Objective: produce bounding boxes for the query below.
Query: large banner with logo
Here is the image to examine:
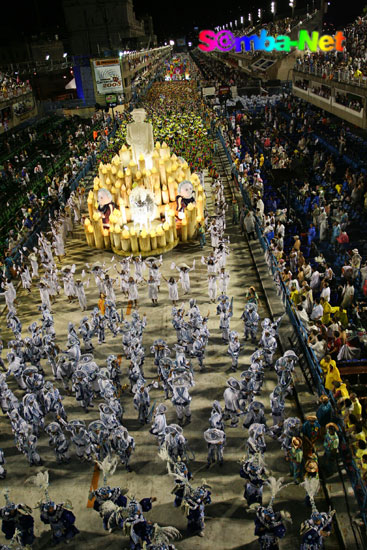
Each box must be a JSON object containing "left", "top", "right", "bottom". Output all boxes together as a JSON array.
[{"left": 93, "top": 59, "right": 123, "bottom": 94}]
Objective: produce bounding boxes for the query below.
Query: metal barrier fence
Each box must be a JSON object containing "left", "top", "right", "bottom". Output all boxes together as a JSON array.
[
  {"left": 294, "top": 63, "right": 367, "bottom": 88},
  {"left": 217, "top": 126, "right": 367, "bottom": 526}
]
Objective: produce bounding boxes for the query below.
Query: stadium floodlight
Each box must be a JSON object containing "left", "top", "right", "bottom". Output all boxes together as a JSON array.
[
  {"left": 248, "top": 13, "right": 252, "bottom": 22},
  {"left": 63, "top": 52, "right": 68, "bottom": 58},
  {"left": 45, "top": 54, "right": 50, "bottom": 60},
  {"left": 271, "top": 2, "right": 276, "bottom": 14},
  {"left": 240, "top": 16, "right": 244, "bottom": 24},
  {"left": 258, "top": 8, "right": 262, "bottom": 19},
  {"left": 169, "top": 40, "right": 175, "bottom": 46}
]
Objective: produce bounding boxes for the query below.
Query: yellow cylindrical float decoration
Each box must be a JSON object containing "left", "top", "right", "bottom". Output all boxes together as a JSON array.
[
  {"left": 129, "top": 160, "right": 138, "bottom": 178},
  {"left": 120, "top": 185, "right": 128, "bottom": 207},
  {"left": 121, "top": 229, "right": 131, "bottom": 252},
  {"left": 159, "top": 159, "right": 167, "bottom": 186},
  {"left": 115, "top": 179, "right": 122, "bottom": 202},
  {"left": 92, "top": 212, "right": 104, "bottom": 249},
  {"left": 139, "top": 229, "right": 151, "bottom": 253},
  {"left": 164, "top": 157, "right": 172, "bottom": 172},
  {"left": 119, "top": 198, "right": 127, "bottom": 224},
  {"left": 111, "top": 165, "right": 117, "bottom": 183},
  {"left": 100, "top": 167, "right": 107, "bottom": 186},
  {"left": 176, "top": 169, "right": 185, "bottom": 183},
  {"left": 171, "top": 162, "right": 178, "bottom": 180},
  {"left": 167, "top": 176, "right": 176, "bottom": 202},
  {"left": 85, "top": 223, "right": 95, "bottom": 247},
  {"left": 113, "top": 225, "right": 122, "bottom": 250},
  {"left": 129, "top": 227, "right": 139, "bottom": 253},
  {"left": 180, "top": 217, "right": 188, "bottom": 242},
  {"left": 160, "top": 141, "right": 170, "bottom": 159},
  {"left": 183, "top": 162, "right": 191, "bottom": 179},
  {"left": 162, "top": 184, "right": 169, "bottom": 204},
  {"left": 187, "top": 202, "right": 197, "bottom": 239},
  {"left": 196, "top": 195, "right": 204, "bottom": 219},
  {"left": 138, "top": 154, "right": 145, "bottom": 172},
  {"left": 151, "top": 167, "right": 160, "bottom": 188},
  {"left": 144, "top": 170, "right": 152, "bottom": 191},
  {"left": 135, "top": 171, "right": 142, "bottom": 187},
  {"left": 103, "top": 228, "right": 111, "bottom": 250},
  {"left": 120, "top": 145, "right": 131, "bottom": 167},
  {"left": 169, "top": 213, "right": 177, "bottom": 240},
  {"left": 93, "top": 180, "right": 99, "bottom": 202},
  {"left": 156, "top": 226, "right": 166, "bottom": 248},
  {"left": 154, "top": 182, "right": 162, "bottom": 206},
  {"left": 150, "top": 231, "right": 157, "bottom": 250},
  {"left": 125, "top": 168, "right": 132, "bottom": 189},
  {"left": 152, "top": 150, "right": 160, "bottom": 171},
  {"left": 87, "top": 191, "right": 94, "bottom": 218},
  {"left": 163, "top": 221, "right": 173, "bottom": 243}
]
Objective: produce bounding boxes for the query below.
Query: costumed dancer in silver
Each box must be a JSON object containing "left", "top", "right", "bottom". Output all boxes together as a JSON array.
[
  {"left": 204, "top": 428, "right": 226, "bottom": 468},
  {"left": 228, "top": 330, "right": 242, "bottom": 371},
  {"left": 241, "top": 302, "right": 260, "bottom": 343}
]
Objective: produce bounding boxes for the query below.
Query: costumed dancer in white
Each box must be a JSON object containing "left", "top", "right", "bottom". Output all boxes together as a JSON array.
[{"left": 171, "top": 261, "right": 195, "bottom": 295}]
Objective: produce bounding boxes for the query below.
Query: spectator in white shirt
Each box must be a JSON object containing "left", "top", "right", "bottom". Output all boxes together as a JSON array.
[
  {"left": 296, "top": 304, "right": 310, "bottom": 327},
  {"left": 320, "top": 282, "right": 330, "bottom": 302},
  {"left": 310, "top": 298, "right": 323, "bottom": 321},
  {"left": 309, "top": 334, "right": 327, "bottom": 361}
]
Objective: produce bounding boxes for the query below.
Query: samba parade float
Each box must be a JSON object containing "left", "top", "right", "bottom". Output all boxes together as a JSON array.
[{"left": 84, "top": 108, "right": 206, "bottom": 256}]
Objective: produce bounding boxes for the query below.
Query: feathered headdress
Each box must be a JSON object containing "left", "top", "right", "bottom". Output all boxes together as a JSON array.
[
  {"left": 265, "top": 476, "right": 293, "bottom": 508},
  {"left": 147, "top": 524, "right": 182, "bottom": 547},
  {"left": 301, "top": 477, "right": 320, "bottom": 516},
  {"left": 96, "top": 455, "right": 119, "bottom": 485},
  {"left": 25, "top": 471, "right": 50, "bottom": 502}
]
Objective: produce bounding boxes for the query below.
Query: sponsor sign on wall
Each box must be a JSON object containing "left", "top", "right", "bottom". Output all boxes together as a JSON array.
[{"left": 93, "top": 59, "right": 123, "bottom": 94}]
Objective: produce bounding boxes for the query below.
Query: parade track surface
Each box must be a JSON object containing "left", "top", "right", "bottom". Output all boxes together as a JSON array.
[{"left": 0, "top": 165, "right": 339, "bottom": 549}]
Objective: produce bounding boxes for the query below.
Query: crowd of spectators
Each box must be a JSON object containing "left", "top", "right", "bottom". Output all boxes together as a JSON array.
[
  {"left": 310, "top": 85, "right": 331, "bottom": 100},
  {"left": 294, "top": 79, "right": 309, "bottom": 90},
  {"left": 196, "top": 44, "right": 367, "bottom": 483},
  {"left": 295, "top": 15, "right": 367, "bottom": 83},
  {"left": 0, "top": 72, "right": 31, "bottom": 100},
  {"left": 0, "top": 111, "right": 115, "bottom": 257},
  {"left": 335, "top": 92, "right": 363, "bottom": 113}
]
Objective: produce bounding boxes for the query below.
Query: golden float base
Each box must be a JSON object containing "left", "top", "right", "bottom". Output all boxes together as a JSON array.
[{"left": 110, "top": 238, "right": 180, "bottom": 257}]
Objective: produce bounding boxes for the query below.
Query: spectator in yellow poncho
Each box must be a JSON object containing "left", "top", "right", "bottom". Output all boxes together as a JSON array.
[
  {"left": 324, "top": 362, "right": 342, "bottom": 391},
  {"left": 332, "top": 307, "right": 348, "bottom": 328},
  {"left": 320, "top": 355, "right": 336, "bottom": 376},
  {"left": 320, "top": 297, "right": 337, "bottom": 325}
]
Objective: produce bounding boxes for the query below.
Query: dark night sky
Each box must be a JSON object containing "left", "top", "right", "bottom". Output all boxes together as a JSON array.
[
  {"left": 133, "top": 0, "right": 364, "bottom": 40},
  {"left": 0, "top": 0, "right": 365, "bottom": 44}
]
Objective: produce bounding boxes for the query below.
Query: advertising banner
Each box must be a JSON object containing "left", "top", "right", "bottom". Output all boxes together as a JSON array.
[{"left": 93, "top": 59, "right": 123, "bottom": 94}]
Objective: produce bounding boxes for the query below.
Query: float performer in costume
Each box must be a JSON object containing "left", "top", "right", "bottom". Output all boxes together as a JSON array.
[
  {"left": 176, "top": 180, "right": 196, "bottom": 219},
  {"left": 97, "top": 188, "right": 115, "bottom": 229}
]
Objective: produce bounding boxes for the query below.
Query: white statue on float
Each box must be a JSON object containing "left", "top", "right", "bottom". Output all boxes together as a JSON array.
[
  {"left": 126, "top": 108, "right": 154, "bottom": 169},
  {"left": 129, "top": 187, "right": 157, "bottom": 231}
]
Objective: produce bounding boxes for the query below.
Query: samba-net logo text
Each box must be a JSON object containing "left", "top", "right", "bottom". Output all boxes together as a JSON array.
[{"left": 198, "top": 29, "right": 345, "bottom": 53}]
